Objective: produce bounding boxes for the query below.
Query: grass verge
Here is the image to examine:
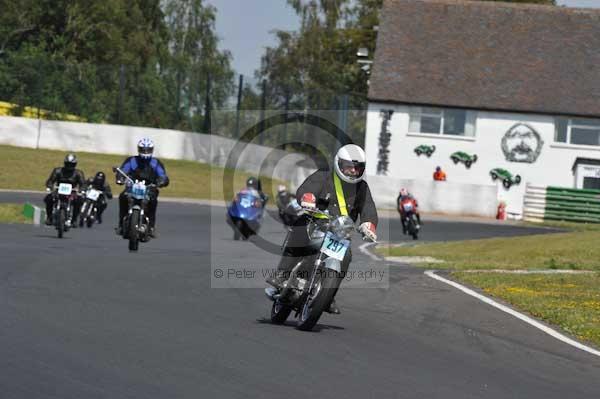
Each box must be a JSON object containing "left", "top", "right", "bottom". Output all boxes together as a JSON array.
[
  {"left": 0, "top": 144, "right": 285, "bottom": 200},
  {"left": 377, "top": 224, "right": 600, "bottom": 271},
  {"left": 452, "top": 272, "right": 600, "bottom": 348},
  {"left": 0, "top": 204, "right": 29, "bottom": 224}
]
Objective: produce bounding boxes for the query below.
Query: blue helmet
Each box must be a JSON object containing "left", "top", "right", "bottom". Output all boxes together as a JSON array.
[{"left": 137, "top": 138, "right": 154, "bottom": 159}]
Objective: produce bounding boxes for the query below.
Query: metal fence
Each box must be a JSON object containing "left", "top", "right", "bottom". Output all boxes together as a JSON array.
[{"left": 0, "top": 58, "right": 368, "bottom": 154}]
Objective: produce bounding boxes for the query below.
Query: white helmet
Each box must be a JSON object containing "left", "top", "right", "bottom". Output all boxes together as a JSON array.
[
  {"left": 137, "top": 138, "right": 154, "bottom": 159},
  {"left": 334, "top": 144, "right": 366, "bottom": 184}
]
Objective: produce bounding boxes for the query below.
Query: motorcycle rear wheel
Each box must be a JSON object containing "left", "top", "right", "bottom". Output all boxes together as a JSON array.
[{"left": 270, "top": 301, "right": 292, "bottom": 324}]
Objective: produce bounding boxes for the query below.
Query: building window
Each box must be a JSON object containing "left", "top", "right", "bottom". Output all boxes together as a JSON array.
[
  {"left": 409, "top": 107, "right": 476, "bottom": 137},
  {"left": 555, "top": 117, "right": 600, "bottom": 146}
]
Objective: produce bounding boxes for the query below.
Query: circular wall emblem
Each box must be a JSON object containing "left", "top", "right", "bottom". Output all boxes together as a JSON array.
[{"left": 501, "top": 123, "right": 544, "bottom": 163}]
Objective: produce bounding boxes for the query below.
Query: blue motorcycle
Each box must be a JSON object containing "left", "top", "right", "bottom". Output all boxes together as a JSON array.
[{"left": 227, "top": 189, "right": 266, "bottom": 240}]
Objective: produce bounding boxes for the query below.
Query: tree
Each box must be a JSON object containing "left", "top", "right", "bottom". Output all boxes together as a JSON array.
[
  {"left": 165, "top": 0, "right": 233, "bottom": 131},
  {"left": 0, "top": 0, "right": 234, "bottom": 131}
]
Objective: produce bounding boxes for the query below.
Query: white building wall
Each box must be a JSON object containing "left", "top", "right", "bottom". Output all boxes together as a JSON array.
[{"left": 364, "top": 102, "right": 600, "bottom": 217}]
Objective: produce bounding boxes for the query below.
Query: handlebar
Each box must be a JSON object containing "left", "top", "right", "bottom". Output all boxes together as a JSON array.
[
  {"left": 113, "top": 166, "right": 134, "bottom": 185},
  {"left": 302, "top": 206, "right": 377, "bottom": 243},
  {"left": 302, "top": 207, "right": 331, "bottom": 220},
  {"left": 113, "top": 166, "right": 157, "bottom": 189}
]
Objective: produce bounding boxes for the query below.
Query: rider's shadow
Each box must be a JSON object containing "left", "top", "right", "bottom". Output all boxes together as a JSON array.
[
  {"left": 33, "top": 234, "right": 72, "bottom": 240},
  {"left": 255, "top": 317, "right": 345, "bottom": 332}
]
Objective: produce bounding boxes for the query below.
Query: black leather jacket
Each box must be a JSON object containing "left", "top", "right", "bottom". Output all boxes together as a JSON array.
[
  {"left": 296, "top": 170, "right": 378, "bottom": 226},
  {"left": 45, "top": 167, "right": 86, "bottom": 190},
  {"left": 84, "top": 178, "right": 113, "bottom": 199}
]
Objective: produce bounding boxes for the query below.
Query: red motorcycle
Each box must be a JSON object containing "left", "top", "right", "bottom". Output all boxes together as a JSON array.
[{"left": 399, "top": 197, "right": 420, "bottom": 240}]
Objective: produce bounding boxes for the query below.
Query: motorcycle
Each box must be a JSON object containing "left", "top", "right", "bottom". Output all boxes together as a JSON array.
[
  {"left": 79, "top": 187, "right": 102, "bottom": 228},
  {"left": 399, "top": 197, "right": 420, "bottom": 240},
  {"left": 265, "top": 200, "right": 376, "bottom": 331},
  {"left": 276, "top": 193, "right": 301, "bottom": 227},
  {"left": 114, "top": 166, "right": 155, "bottom": 251},
  {"left": 227, "top": 188, "right": 266, "bottom": 240},
  {"left": 48, "top": 182, "right": 80, "bottom": 238}
]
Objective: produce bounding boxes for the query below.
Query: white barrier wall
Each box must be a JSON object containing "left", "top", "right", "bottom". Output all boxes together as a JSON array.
[
  {"left": 366, "top": 175, "right": 498, "bottom": 217},
  {"left": 1, "top": 115, "right": 502, "bottom": 217},
  {"left": 364, "top": 103, "right": 600, "bottom": 216},
  {"left": 0, "top": 116, "right": 316, "bottom": 190}
]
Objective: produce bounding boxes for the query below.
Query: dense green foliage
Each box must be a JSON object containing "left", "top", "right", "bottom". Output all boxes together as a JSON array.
[
  {"left": 257, "top": 0, "right": 381, "bottom": 106},
  {"left": 0, "top": 0, "right": 233, "bottom": 130}
]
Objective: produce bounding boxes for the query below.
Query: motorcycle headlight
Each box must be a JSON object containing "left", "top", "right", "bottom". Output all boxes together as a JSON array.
[
  {"left": 330, "top": 216, "right": 354, "bottom": 239},
  {"left": 309, "top": 225, "right": 326, "bottom": 240}
]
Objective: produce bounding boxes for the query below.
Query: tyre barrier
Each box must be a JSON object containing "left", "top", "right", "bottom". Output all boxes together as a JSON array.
[{"left": 523, "top": 183, "right": 600, "bottom": 223}]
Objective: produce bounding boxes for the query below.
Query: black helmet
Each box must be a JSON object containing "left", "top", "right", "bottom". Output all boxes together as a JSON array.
[
  {"left": 93, "top": 171, "right": 106, "bottom": 185},
  {"left": 246, "top": 176, "right": 258, "bottom": 190},
  {"left": 64, "top": 153, "right": 77, "bottom": 170}
]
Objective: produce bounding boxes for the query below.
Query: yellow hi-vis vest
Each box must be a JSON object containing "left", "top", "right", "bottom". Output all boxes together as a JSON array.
[
  {"left": 310, "top": 172, "right": 349, "bottom": 219},
  {"left": 333, "top": 172, "right": 349, "bottom": 217}
]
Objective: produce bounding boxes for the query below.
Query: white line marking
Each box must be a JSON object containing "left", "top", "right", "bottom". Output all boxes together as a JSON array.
[
  {"left": 424, "top": 270, "right": 600, "bottom": 358},
  {"left": 359, "top": 242, "right": 382, "bottom": 261}
]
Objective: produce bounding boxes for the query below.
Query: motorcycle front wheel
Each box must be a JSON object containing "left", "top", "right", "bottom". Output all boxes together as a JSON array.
[
  {"left": 128, "top": 209, "right": 140, "bottom": 251},
  {"left": 408, "top": 216, "right": 419, "bottom": 240},
  {"left": 297, "top": 271, "right": 339, "bottom": 331},
  {"left": 57, "top": 208, "right": 65, "bottom": 238},
  {"left": 233, "top": 219, "right": 242, "bottom": 241},
  {"left": 79, "top": 202, "right": 88, "bottom": 227}
]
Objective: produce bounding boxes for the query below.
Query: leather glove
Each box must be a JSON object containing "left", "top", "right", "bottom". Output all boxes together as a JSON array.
[{"left": 359, "top": 222, "right": 377, "bottom": 242}]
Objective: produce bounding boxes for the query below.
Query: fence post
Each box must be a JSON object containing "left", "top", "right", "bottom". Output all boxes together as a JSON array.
[
  {"left": 203, "top": 72, "right": 211, "bottom": 134},
  {"left": 337, "top": 94, "right": 349, "bottom": 148},
  {"left": 234, "top": 74, "right": 243, "bottom": 139},
  {"left": 259, "top": 79, "right": 267, "bottom": 145},
  {"left": 283, "top": 88, "right": 290, "bottom": 149},
  {"left": 117, "top": 64, "right": 125, "bottom": 124},
  {"left": 35, "top": 65, "right": 44, "bottom": 149}
]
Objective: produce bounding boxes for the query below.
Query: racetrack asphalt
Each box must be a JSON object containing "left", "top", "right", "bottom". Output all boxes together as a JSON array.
[{"left": 1, "top": 192, "right": 599, "bottom": 399}]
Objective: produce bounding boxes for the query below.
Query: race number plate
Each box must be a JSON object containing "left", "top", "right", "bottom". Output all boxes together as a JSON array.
[
  {"left": 131, "top": 182, "right": 147, "bottom": 199},
  {"left": 86, "top": 189, "right": 100, "bottom": 201},
  {"left": 403, "top": 203, "right": 413, "bottom": 212},
  {"left": 240, "top": 197, "right": 252, "bottom": 208},
  {"left": 321, "top": 232, "right": 350, "bottom": 261},
  {"left": 58, "top": 183, "right": 73, "bottom": 195}
]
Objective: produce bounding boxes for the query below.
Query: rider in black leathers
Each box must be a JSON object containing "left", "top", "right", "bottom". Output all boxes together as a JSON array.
[
  {"left": 275, "top": 184, "right": 298, "bottom": 226},
  {"left": 82, "top": 171, "right": 113, "bottom": 223},
  {"left": 44, "top": 153, "right": 86, "bottom": 225},
  {"left": 267, "top": 144, "right": 378, "bottom": 314}
]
